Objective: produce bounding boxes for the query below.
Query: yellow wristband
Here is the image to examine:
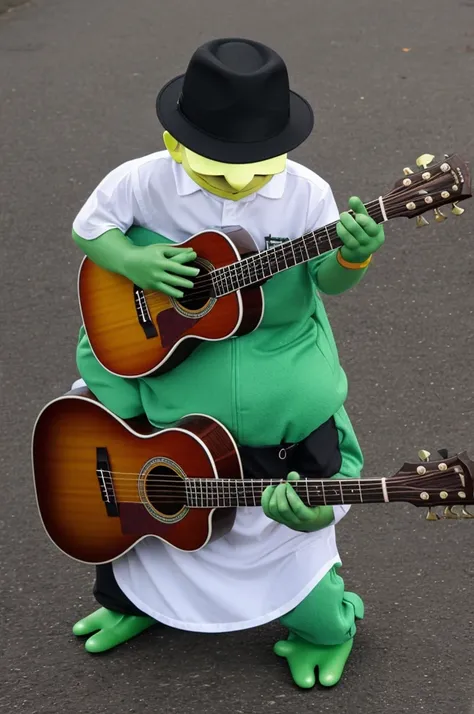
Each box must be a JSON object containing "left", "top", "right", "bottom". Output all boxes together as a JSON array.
[{"left": 336, "top": 249, "right": 372, "bottom": 270}]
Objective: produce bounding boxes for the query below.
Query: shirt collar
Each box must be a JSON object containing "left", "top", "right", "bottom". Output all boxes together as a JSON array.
[
  {"left": 172, "top": 160, "right": 287, "bottom": 200},
  {"left": 173, "top": 160, "right": 202, "bottom": 196}
]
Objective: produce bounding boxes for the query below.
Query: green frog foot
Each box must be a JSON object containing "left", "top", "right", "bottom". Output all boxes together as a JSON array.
[
  {"left": 274, "top": 633, "right": 354, "bottom": 689},
  {"left": 72, "top": 607, "right": 156, "bottom": 653}
]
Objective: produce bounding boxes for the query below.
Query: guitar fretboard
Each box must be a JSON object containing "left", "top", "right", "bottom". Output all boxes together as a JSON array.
[
  {"left": 210, "top": 199, "right": 386, "bottom": 297},
  {"left": 184, "top": 477, "right": 388, "bottom": 508}
]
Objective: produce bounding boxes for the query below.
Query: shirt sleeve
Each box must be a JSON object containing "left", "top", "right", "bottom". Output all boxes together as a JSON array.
[
  {"left": 305, "top": 180, "right": 341, "bottom": 288},
  {"left": 72, "top": 162, "right": 144, "bottom": 240}
]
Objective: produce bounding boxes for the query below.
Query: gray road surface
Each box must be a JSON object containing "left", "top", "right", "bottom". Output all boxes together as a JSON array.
[{"left": 1, "top": 1, "right": 474, "bottom": 713}]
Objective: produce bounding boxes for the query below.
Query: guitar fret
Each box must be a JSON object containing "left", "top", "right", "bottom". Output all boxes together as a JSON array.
[
  {"left": 265, "top": 252, "right": 272, "bottom": 277},
  {"left": 325, "top": 226, "right": 334, "bottom": 250},
  {"left": 209, "top": 271, "right": 217, "bottom": 299},
  {"left": 358, "top": 479, "right": 363, "bottom": 503},
  {"left": 225, "top": 266, "right": 237, "bottom": 292},
  {"left": 321, "top": 481, "right": 327, "bottom": 505},
  {"left": 213, "top": 270, "right": 223, "bottom": 297},
  {"left": 339, "top": 480, "right": 344, "bottom": 504},
  {"left": 254, "top": 255, "right": 263, "bottom": 279},
  {"left": 223, "top": 269, "right": 231, "bottom": 294},
  {"left": 245, "top": 257, "right": 255, "bottom": 285},
  {"left": 244, "top": 259, "right": 253, "bottom": 286},
  {"left": 305, "top": 479, "right": 310, "bottom": 506},
  {"left": 250, "top": 479, "right": 256, "bottom": 505},
  {"left": 303, "top": 239, "right": 311, "bottom": 261}
]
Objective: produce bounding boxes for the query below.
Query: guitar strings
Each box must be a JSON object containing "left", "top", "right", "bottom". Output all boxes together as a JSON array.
[
  {"left": 87, "top": 466, "right": 460, "bottom": 482},
  {"left": 52, "top": 483, "right": 462, "bottom": 504},
  {"left": 139, "top": 182, "right": 450, "bottom": 306},
  {"left": 140, "top": 196, "right": 387, "bottom": 303},
  {"left": 59, "top": 470, "right": 461, "bottom": 498},
  {"left": 142, "top": 210, "right": 373, "bottom": 305}
]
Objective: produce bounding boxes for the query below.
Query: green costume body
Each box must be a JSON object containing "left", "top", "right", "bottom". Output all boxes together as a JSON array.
[
  {"left": 77, "top": 227, "right": 360, "bottom": 446},
  {"left": 74, "top": 226, "right": 366, "bottom": 688}
]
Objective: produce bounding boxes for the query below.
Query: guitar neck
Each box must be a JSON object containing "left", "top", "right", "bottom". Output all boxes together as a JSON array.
[
  {"left": 185, "top": 476, "right": 397, "bottom": 508},
  {"left": 212, "top": 198, "right": 386, "bottom": 297}
]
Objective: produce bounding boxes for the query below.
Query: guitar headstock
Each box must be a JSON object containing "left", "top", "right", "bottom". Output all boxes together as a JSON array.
[
  {"left": 388, "top": 448, "right": 474, "bottom": 520},
  {"left": 382, "top": 153, "right": 472, "bottom": 226}
]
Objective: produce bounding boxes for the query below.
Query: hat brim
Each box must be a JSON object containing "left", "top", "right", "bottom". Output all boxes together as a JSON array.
[{"left": 156, "top": 74, "right": 314, "bottom": 164}]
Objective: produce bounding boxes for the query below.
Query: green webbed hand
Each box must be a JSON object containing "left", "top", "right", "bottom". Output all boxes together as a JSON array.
[
  {"left": 73, "top": 228, "right": 200, "bottom": 298},
  {"left": 261, "top": 472, "right": 335, "bottom": 532},
  {"left": 311, "top": 196, "right": 385, "bottom": 295},
  {"left": 337, "top": 196, "right": 385, "bottom": 264}
]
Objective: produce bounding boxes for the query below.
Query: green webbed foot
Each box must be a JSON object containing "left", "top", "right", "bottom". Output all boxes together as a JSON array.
[
  {"left": 274, "top": 634, "right": 354, "bottom": 688},
  {"left": 73, "top": 607, "right": 156, "bottom": 653}
]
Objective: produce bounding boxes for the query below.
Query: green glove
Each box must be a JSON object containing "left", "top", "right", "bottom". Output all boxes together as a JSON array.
[
  {"left": 72, "top": 228, "right": 200, "bottom": 298},
  {"left": 123, "top": 243, "right": 200, "bottom": 298},
  {"left": 261, "top": 472, "right": 335, "bottom": 532},
  {"left": 336, "top": 196, "right": 385, "bottom": 264}
]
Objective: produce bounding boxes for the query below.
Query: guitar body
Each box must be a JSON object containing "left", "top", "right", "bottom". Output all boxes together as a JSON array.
[
  {"left": 31, "top": 388, "right": 242, "bottom": 564},
  {"left": 78, "top": 228, "right": 264, "bottom": 378}
]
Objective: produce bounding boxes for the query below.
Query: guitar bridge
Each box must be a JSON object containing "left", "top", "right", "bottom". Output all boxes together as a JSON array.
[
  {"left": 96, "top": 447, "right": 119, "bottom": 517},
  {"left": 134, "top": 284, "right": 158, "bottom": 339}
]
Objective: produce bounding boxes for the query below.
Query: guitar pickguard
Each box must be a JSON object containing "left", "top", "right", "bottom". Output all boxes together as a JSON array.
[{"left": 119, "top": 502, "right": 186, "bottom": 537}]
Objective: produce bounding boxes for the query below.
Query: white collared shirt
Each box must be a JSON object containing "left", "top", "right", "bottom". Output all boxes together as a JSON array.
[{"left": 73, "top": 150, "right": 339, "bottom": 252}]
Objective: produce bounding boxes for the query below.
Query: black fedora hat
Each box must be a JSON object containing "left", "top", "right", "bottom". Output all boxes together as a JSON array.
[{"left": 156, "top": 38, "right": 314, "bottom": 164}]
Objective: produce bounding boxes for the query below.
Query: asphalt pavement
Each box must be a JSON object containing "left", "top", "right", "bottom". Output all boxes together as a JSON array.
[{"left": 1, "top": 1, "right": 474, "bottom": 713}]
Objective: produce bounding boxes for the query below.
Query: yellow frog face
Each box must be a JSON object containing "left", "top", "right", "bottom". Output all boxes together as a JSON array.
[{"left": 163, "top": 131, "right": 287, "bottom": 200}]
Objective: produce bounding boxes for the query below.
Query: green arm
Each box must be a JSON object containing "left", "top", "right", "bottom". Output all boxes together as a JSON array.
[
  {"left": 72, "top": 227, "right": 199, "bottom": 296},
  {"left": 309, "top": 251, "right": 369, "bottom": 295},
  {"left": 308, "top": 195, "right": 384, "bottom": 295},
  {"left": 72, "top": 228, "right": 138, "bottom": 276}
]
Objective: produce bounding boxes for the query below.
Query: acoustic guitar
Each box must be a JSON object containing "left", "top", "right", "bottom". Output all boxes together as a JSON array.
[
  {"left": 32, "top": 387, "right": 474, "bottom": 565},
  {"left": 78, "top": 152, "right": 471, "bottom": 378}
]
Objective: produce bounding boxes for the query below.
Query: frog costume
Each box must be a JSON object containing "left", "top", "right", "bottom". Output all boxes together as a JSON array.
[{"left": 70, "top": 38, "right": 385, "bottom": 689}]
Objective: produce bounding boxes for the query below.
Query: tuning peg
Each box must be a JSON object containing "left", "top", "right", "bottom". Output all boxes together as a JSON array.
[
  {"left": 461, "top": 507, "right": 474, "bottom": 519},
  {"left": 443, "top": 505, "right": 459, "bottom": 519},
  {"left": 416, "top": 215, "right": 430, "bottom": 228},
  {"left": 426, "top": 507, "right": 440, "bottom": 520},
  {"left": 418, "top": 449, "right": 431, "bottom": 462},
  {"left": 437, "top": 448, "right": 449, "bottom": 459},
  {"left": 403, "top": 167, "right": 414, "bottom": 176},
  {"left": 451, "top": 202, "right": 465, "bottom": 216},
  {"left": 434, "top": 208, "right": 447, "bottom": 223},
  {"left": 416, "top": 153, "right": 435, "bottom": 169}
]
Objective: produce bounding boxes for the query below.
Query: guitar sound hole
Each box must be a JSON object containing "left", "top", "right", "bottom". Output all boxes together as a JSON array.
[
  {"left": 145, "top": 466, "right": 186, "bottom": 516},
  {"left": 176, "top": 261, "right": 213, "bottom": 312}
]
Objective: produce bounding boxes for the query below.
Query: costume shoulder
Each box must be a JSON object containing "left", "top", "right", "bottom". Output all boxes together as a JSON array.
[
  {"left": 72, "top": 151, "right": 172, "bottom": 240},
  {"left": 286, "top": 160, "right": 340, "bottom": 232}
]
